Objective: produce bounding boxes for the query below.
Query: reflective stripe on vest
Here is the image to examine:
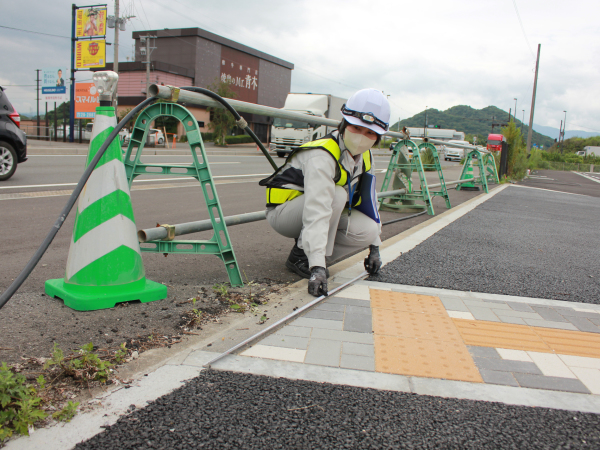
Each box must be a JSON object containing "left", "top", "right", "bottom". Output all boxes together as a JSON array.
[{"left": 263, "top": 136, "right": 372, "bottom": 206}]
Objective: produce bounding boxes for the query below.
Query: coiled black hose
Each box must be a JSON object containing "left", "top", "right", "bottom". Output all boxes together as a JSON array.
[
  {"left": 179, "top": 86, "right": 278, "bottom": 170},
  {"left": 0, "top": 97, "right": 158, "bottom": 310}
]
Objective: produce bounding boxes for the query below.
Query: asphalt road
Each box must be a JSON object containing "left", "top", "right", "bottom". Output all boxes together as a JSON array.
[{"left": 372, "top": 176, "right": 600, "bottom": 303}]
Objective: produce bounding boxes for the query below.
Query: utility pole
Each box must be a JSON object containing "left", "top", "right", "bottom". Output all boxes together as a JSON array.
[
  {"left": 423, "top": 106, "right": 427, "bottom": 138},
  {"left": 140, "top": 36, "right": 156, "bottom": 98},
  {"left": 558, "top": 119, "right": 563, "bottom": 153},
  {"left": 513, "top": 98, "right": 517, "bottom": 122},
  {"left": 563, "top": 110, "right": 567, "bottom": 143},
  {"left": 35, "top": 69, "right": 40, "bottom": 139},
  {"left": 526, "top": 44, "right": 541, "bottom": 153}
]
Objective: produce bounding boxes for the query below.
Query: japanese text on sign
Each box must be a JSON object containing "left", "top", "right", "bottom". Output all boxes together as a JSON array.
[{"left": 76, "top": 7, "right": 107, "bottom": 37}]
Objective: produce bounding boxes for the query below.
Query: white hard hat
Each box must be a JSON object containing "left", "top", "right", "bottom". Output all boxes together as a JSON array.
[{"left": 341, "top": 88, "right": 390, "bottom": 135}]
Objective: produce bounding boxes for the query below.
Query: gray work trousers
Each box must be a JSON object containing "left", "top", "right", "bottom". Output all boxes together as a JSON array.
[{"left": 265, "top": 185, "right": 379, "bottom": 266}]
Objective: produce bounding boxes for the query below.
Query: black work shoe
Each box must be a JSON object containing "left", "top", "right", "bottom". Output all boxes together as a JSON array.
[{"left": 285, "top": 244, "right": 329, "bottom": 279}]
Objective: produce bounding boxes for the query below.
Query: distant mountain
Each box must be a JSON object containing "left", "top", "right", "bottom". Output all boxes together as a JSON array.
[
  {"left": 392, "top": 105, "right": 555, "bottom": 149},
  {"left": 532, "top": 124, "right": 600, "bottom": 140}
]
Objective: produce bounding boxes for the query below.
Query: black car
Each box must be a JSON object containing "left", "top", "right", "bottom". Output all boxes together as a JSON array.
[{"left": 0, "top": 86, "right": 27, "bottom": 180}]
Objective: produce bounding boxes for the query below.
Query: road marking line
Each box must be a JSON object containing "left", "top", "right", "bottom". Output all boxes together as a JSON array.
[
  {"left": 0, "top": 172, "right": 270, "bottom": 190},
  {"left": 573, "top": 171, "right": 600, "bottom": 184}
]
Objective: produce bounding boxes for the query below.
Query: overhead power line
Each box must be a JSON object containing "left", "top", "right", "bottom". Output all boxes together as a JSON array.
[
  {"left": 0, "top": 25, "right": 70, "bottom": 39},
  {"left": 511, "top": 0, "right": 535, "bottom": 59}
]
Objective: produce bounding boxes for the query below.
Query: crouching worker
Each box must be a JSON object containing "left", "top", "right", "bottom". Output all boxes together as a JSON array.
[{"left": 259, "top": 89, "right": 390, "bottom": 296}]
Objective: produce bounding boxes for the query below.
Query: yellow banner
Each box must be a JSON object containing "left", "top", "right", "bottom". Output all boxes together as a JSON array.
[
  {"left": 76, "top": 7, "right": 107, "bottom": 38},
  {"left": 75, "top": 40, "right": 106, "bottom": 69}
]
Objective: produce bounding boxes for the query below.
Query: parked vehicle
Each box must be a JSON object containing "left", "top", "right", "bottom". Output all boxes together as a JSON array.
[
  {"left": 150, "top": 128, "right": 165, "bottom": 145},
  {"left": 487, "top": 133, "right": 506, "bottom": 152},
  {"left": 0, "top": 86, "right": 27, "bottom": 181},
  {"left": 577, "top": 146, "right": 600, "bottom": 157},
  {"left": 444, "top": 140, "right": 469, "bottom": 162},
  {"left": 269, "top": 93, "right": 346, "bottom": 158}
]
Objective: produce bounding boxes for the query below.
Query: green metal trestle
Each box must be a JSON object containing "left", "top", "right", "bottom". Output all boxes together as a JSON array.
[
  {"left": 123, "top": 102, "right": 243, "bottom": 287},
  {"left": 379, "top": 139, "right": 450, "bottom": 216}
]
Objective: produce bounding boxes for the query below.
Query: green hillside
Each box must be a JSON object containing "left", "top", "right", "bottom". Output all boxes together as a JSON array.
[{"left": 392, "top": 105, "right": 555, "bottom": 149}]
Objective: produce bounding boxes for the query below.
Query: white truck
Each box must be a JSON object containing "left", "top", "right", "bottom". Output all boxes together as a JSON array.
[
  {"left": 576, "top": 146, "right": 600, "bottom": 157},
  {"left": 269, "top": 93, "right": 346, "bottom": 158}
]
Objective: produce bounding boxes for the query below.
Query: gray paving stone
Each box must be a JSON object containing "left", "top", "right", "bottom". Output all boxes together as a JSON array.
[
  {"left": 276, "top": 325, "right": 312, "bottom": 338},
  {"left": 346, "top": 305, "right": 371, "bottom": 316},
  {"left": 344, "top": 313, "right": 373, "bottom": 333},
  {"left": 488, "top": 309, "right": 543, "bottom": 319},
  {"left": 303, "top": 309, "right": 344, "bottom": 321},
  {"left": 553, "top": 307, "right": 600, "bottom": 320},
  {"left": 531, "top": 306, "right": 569, "bottom": 323},
  {"left": 479, "top": 369, "right": 519, "bottom": 387},
  {"left": 565, "top": 316, "right": 600, "bottom": 333},
  {"left": 342, "top": 342, "right": 374, "bottom": 357},
  {"left": 304, "top": 338, "right": 341, "bottom": 367},
  {"left": 473, "top": 357, "right": 542, "bottom": 374},
  {"left": 326, "top": 297, "right": 370, "bottom": 308},
  {"left": 590, "top": 317, "right": 600, "bottom": 327},
  {"left": 340, "top": 353, "right": 375, "bottom": 371},
  {"left": 483, "top": 300, "right": 510, "bottom": 307},
  {"left": 439, "top": 297, "right": 469, "bottom": 312},
  {"left": 314, "top": 303, "right": 345, "bottom": 312},
  {"left": 514, "top": 373, "right": 591, "bottom": 394},
  {"left": 260, "top": 334, "right": 309, "bottom": 350},
  {"left": 468, "top": 306, "right": 500, "bottom": 322},
  {"left": 465, "top": 299, "right": 511, "bottom": 310},
  {"left": 467, "top": 346, "right": 500, "bottom": 359},
  {"left": 495, "top": 315, "right": 526, "bottom": 325},
  {"left": 292, "top": 317, "right": 343, "bottom": 330},
  {"left": 506, "top": 302, "right": 535, "bottom": 312},
  {"left": 523, "top": 319, "right": 578, "bottom": 330},
  {"left": 311, "top": 328, "right": 373, "bottom": 344}
]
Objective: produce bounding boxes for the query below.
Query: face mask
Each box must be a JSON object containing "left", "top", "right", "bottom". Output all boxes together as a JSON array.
[{"left": 343, "top": 129, "right": 376, "bottom": 156}]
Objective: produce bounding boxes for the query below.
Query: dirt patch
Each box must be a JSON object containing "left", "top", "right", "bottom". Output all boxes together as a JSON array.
[{"left": 0, "top": 279, "right": 288, "bottom": 366}]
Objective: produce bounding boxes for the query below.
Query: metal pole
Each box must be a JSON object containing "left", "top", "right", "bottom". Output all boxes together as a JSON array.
[
  {"left": 150, "top": 85, "right": 489, "bottom": 152},
  {"left": 514, "top": 98, "right": 517, "bottom": 122},
  {"left": 45, "top": 103, "right": 48, "bottom": 140},
  {"left": 563, "top": 111, "right": 567, "bottom": 143},
  {"left": 54, "top": 102, "right": 57, "bottom": 141},
  {"left": 36, "top": 69, "right": 40, "bottom": 139},
  {"left": 145, "top": 37, "right": 150, "bottom": 98},
  {"left": 203, "top": 271, "right": 370, "bottom": 369},
  {"left": 69, "top": 3, "right": 76, "bottom": 143},
  {"left": 558, "top": 120, "right": 563, "bottom": 153},
  {"left": 526, "top": 44, "right": 541, "bottom": 153},
  {"left": 137, "top": 179, "right": 479, "bottom": 243}
]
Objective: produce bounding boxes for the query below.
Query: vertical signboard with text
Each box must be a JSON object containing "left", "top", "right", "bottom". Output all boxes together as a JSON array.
[
  {"left": 42, "top": 67, "right": 68, "bottom": 103},
  {"left": 220, "top": 47, "right": 259, "bottom": 104},
  {"left": 75, "top": 83, "right": 100, "bottom": 119},
  {"left": 76, "top": 7, "right": 107, "bottom": 37}
]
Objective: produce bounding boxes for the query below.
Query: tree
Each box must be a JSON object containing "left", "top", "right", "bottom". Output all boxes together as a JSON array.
[
  {"left": 501, "top": 120, "right": 527, "bottom": 179},
  {"left": 207, "top": 80, "right": 237, "bottom": 146}
]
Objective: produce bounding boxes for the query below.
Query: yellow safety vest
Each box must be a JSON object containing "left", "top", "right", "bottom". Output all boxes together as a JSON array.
[{"left": 259, "top": 135, "right": 372, "bottom": 207}]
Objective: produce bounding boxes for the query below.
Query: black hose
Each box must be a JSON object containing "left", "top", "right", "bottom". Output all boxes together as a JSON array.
[
  {"left": 381, "top": 210, "right": 427, "bottom": 226},
  {"left": 0, "top": 97, "right": 158, "bottom": 310},
  {"left": 179, "top": 86, "right": 278, "bottom": 170}
]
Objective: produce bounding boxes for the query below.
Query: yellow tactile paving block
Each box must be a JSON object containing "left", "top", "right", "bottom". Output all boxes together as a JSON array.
[
  {"left": 369, "top": 289, "right": 447, "bottom": 316},
  {"left": 534, "top": 328, "right": 600, "bottom": 359},
  {"left": 374, "top": 335, "right": 483, "bottom": 383},
  {"left": 373, "top": 309, "right": 463, "bottom": 343},
  {"left": 453, "top": 319, "right": 552, "bottom": 352}
]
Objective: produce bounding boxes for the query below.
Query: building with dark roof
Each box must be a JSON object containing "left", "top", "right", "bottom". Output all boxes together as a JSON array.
[{"left": 108, "top": 27, "right": 294, "bottom": 142}]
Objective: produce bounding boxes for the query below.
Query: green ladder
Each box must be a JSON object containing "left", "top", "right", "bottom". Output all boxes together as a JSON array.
[
  {"left": 482, "top": 152, "right": 500, "bottom": 186},
  {"left": 123, "top": 102, "right": 243, "bottom": 287},
  {"left": 379, "top": 139, "right": 450, "bottom": 216}
]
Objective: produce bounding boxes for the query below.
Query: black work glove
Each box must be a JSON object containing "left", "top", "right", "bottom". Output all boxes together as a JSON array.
[
  {"left": 308, "top": 266, "right": 328, "bottom": 297},
  {"left": 364, "top": 245, "right": 382, "bottom": 275}
]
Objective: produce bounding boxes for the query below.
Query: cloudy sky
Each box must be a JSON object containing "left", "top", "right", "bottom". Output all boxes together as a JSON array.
[{"left": 2, "top": 0, "right": 599, "bottom": 134}]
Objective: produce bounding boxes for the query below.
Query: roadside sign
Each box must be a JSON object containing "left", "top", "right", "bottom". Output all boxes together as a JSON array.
[
  {"left": 75, "top": 82, "right": 99, "bottom": 119},
  {"left": 75, "top": 7, "right": 107, "bottom": 38},
  {"left": 41, "top": 67, "right": 68, "bottom": 102},
  {"left": 75, "top": 40, "right": 106, "bottom": 69}
]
